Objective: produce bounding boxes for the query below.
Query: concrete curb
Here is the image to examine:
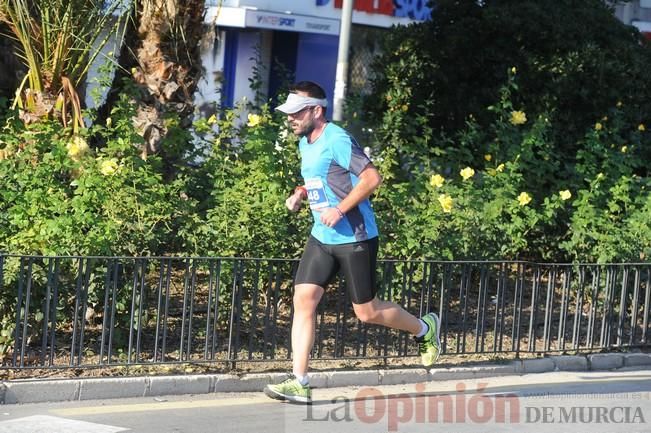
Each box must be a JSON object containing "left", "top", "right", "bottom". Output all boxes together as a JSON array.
[{"left": 2, "top": 353, "right": 650, "bottom": 405}]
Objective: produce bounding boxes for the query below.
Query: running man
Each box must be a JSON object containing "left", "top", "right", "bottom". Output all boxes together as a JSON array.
[{"left": 264, "top": 81, "right": 441, "bottom": 404}]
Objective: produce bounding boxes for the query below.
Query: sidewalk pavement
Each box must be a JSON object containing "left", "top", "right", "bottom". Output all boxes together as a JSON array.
[{"left": 2, "top": 352, "right": 650, "bottom": 405}]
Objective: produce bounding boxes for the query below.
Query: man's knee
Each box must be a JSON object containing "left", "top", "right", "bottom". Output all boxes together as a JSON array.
[{"left": 293, "top": 284, "right": 323, "bottom": 311}]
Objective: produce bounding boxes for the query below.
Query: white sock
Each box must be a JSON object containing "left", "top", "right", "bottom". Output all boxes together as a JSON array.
[
  {"left": 415, "top": 319, "right": 429, "bottom": 338},
  {"left": 293, "top": 373, "right": 309, "bottom": 386}
]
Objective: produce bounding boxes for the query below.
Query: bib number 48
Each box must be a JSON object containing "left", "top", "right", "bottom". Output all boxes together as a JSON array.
[{"left": 305, "top": 178, "right": 329, "bottom": 210}]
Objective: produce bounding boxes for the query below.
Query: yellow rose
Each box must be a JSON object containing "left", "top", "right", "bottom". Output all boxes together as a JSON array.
[
  {"left": 484, "top": 154, "right": 492, "bottom": 162},
  {"left": 639, "top": 124, "right": 646, "bottom": 132},
  {"left": 595, "top": 122, "right": 603, "bottom": 131},
  {"left": 106, "top": 117, "right": 112, "bottom": 128},
  {"left": 510, "top": 110, "right": 527, "bottom": 125},
  {"left": 460, "top": 167, "right": 475, "bottom": 180},
  {"left": 100, "top": 158, "right": 119, "bottom": 176},
  {"left": 401, "top": 104, "right": 409, "bottom": 112},
  {"left": 559, "top": 190, "right": 572, "bottom": 201},
  {"left": 247, "top": 113, "right": 262, "bottom": 128},
  {"left": 496, "top": 163, "right": 505, "bottom": 172},
  {"left": 430, "top": 174, "right": 445, "bottom": 188},
  {"left": 511, "top": 67, "right": 517, "bottom": 74},
  {"left": 517, "top": 192, "right": 532, "bottom": 206},
  {"left": 66, "top": 135, "right": 89, "bottom": 161},
  {"left": 621, "top": 145, "right": 628, "bottom": 153},
  {"left": 438, "top": 194, "right": 453, "bottom": 213}
]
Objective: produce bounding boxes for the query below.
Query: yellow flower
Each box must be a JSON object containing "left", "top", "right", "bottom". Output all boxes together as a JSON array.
[
  {"left": 386, "top": 94, "right": 393, "bottom": 102},
  {"left": 66, "top": 135, "right": 89, "bottom": 161},
  {"left": 639, "top": 124, "right": 646, "bottom": 132},
  {"left": 460, "top": 167, "right": 475, "bottom": 180},
  {"left": 496, "top": 163, "right": 505, "bottom": 172},
  {"left": 207, "top": 114, "right": 217, "bottom": 125},
  {"left": 484, "top": 154, "right": 492, "bottom": 162},
  {"left": 510, "top": 110, "right": 527, "bottom": 125},
  {"left": 596, "top": 172, "right": 604, "bottom": 180},
  {"left": 438, "top": 194, "right": 453, "bottom": 213},
  {"left": 401, "top": 104, "right": 409, "bottom": 112},
  {"left": 511, "top": 67, "right": 517, "bottom": 74},
  {"left": 106, "top": 117, "right": 112, "bottom": 128},
  {"left": 247, "top": 113, "right": 262, "bottom": 128},
  {"left": 616, "top": 101, "right": 623, "bottom": 108},
  {"left": 430, "top": 174, "right": 445, "bottom": 188},
  {"left": 517, "top": 192, "right": 532, "bottom": 206},
  {"left": 595, "top": 122, "right": 603, "bottom": 131},
  {"left": 621, "top": 145, "right": 628, "bottom": 153},
  {"left": 559, "top": 190, "right": 572, "bottom": 201},
  {"left": 100, "top": 158, "right": 119, "bottom": 176},
  {"left": 602, "top": 116, "right": 608, "bottom": 121}
]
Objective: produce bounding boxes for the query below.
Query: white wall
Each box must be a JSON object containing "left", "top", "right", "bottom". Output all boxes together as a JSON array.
[
  {"left": 194, "top": 29, "right": 227, "bottom": 117},
  {"left": 232, "top": 30, "right": 261, "bottom": 105}
]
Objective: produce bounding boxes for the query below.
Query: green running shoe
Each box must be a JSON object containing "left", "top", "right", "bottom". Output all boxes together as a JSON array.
[
  {"left": 264, "top": 377, "right": 312, "bottom": 404},
  {"left": 416, "top": 312, "right": 441, "bottom": 366}
]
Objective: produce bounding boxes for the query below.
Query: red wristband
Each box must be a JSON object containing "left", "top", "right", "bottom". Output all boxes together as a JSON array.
[{"left": 294, "top": 186, "right": 307, "bottom": 198}]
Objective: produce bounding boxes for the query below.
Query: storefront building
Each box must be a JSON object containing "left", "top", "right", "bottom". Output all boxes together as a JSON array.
[
  {"left": 193, "top": 1, "right": 651, "bottom": 119},
  {"left": 195, "top": 0, "right": 432, "bottom": 117}
]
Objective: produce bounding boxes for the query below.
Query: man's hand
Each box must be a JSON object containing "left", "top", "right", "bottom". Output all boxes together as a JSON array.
[
  {"left": 320, "top": 207, "right": 344, "bottom": 228},
  {"left": 285, "top": 190, "right": 304, "bottom": 212}
]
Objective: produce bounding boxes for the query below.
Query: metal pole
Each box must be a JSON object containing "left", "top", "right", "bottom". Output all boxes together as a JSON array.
[{"left": 333, "top": 0, "right": 353, "bottom": 121}]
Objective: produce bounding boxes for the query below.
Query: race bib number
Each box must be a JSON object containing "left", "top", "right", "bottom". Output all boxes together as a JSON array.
[{"left": 305, "top": 177, "right": 329, "bottom": 210}]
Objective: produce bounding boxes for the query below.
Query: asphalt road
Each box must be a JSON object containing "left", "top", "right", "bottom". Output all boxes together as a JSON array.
[{"left": 1, "top": 370, "right": 650, "bottom": 433}]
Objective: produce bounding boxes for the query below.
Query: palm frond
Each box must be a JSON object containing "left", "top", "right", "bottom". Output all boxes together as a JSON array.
[{"left": 0, "top": 0, "right": 133, "bottom": 129}]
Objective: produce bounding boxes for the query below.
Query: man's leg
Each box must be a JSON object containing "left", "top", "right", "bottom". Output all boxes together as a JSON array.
[
  {"left": 353, "top": 298, "right": 442, "bottom": 366},
  {"left": 264, "top": 236, "right": 335, "bottom": 403},
  {"left": 291, "top": 283, "right": 324, "bottom": 377},
  {"left": 337, "top": 237, "right": 420, "bottom": 332},
  {"left": 264, "top": 284, "right": 324, "bottom": 403},
  {"left": 352, "top": 298, "right": 421, "bottom": 333},
  {"left": 336, "top": 237, "right": 442, "bottom": 366}
]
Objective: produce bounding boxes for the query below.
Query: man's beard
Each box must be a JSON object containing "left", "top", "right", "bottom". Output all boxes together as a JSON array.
[{"left": 296, "top": 119, "right": 315, "bottom": 137}]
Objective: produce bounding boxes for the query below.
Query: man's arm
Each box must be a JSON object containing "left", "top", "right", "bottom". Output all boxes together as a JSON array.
[{"left": 320, "top": 165, "right": 382, "bottom": 228}]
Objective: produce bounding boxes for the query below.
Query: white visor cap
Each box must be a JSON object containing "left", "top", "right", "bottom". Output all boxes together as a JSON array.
[{"left": 275, "top": 93, "right": 328, "bottom": 114}]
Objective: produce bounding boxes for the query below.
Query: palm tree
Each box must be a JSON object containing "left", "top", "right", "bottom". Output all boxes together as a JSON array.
[
  {"left": 0, "top": 0, "right": 127, "bottom": 133},
  {"left": 98, "top": 0, "right": 206, "bottom": 159}
]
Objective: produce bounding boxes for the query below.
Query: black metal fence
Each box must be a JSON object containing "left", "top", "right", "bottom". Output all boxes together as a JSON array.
[{"left": 0, "top": 255, "right": 649, "bottom": 370}]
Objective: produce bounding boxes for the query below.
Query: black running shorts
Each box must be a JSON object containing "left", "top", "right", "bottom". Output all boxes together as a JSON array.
[{"left": 294, "top": 235, "right": 379, "bottom": 304}]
